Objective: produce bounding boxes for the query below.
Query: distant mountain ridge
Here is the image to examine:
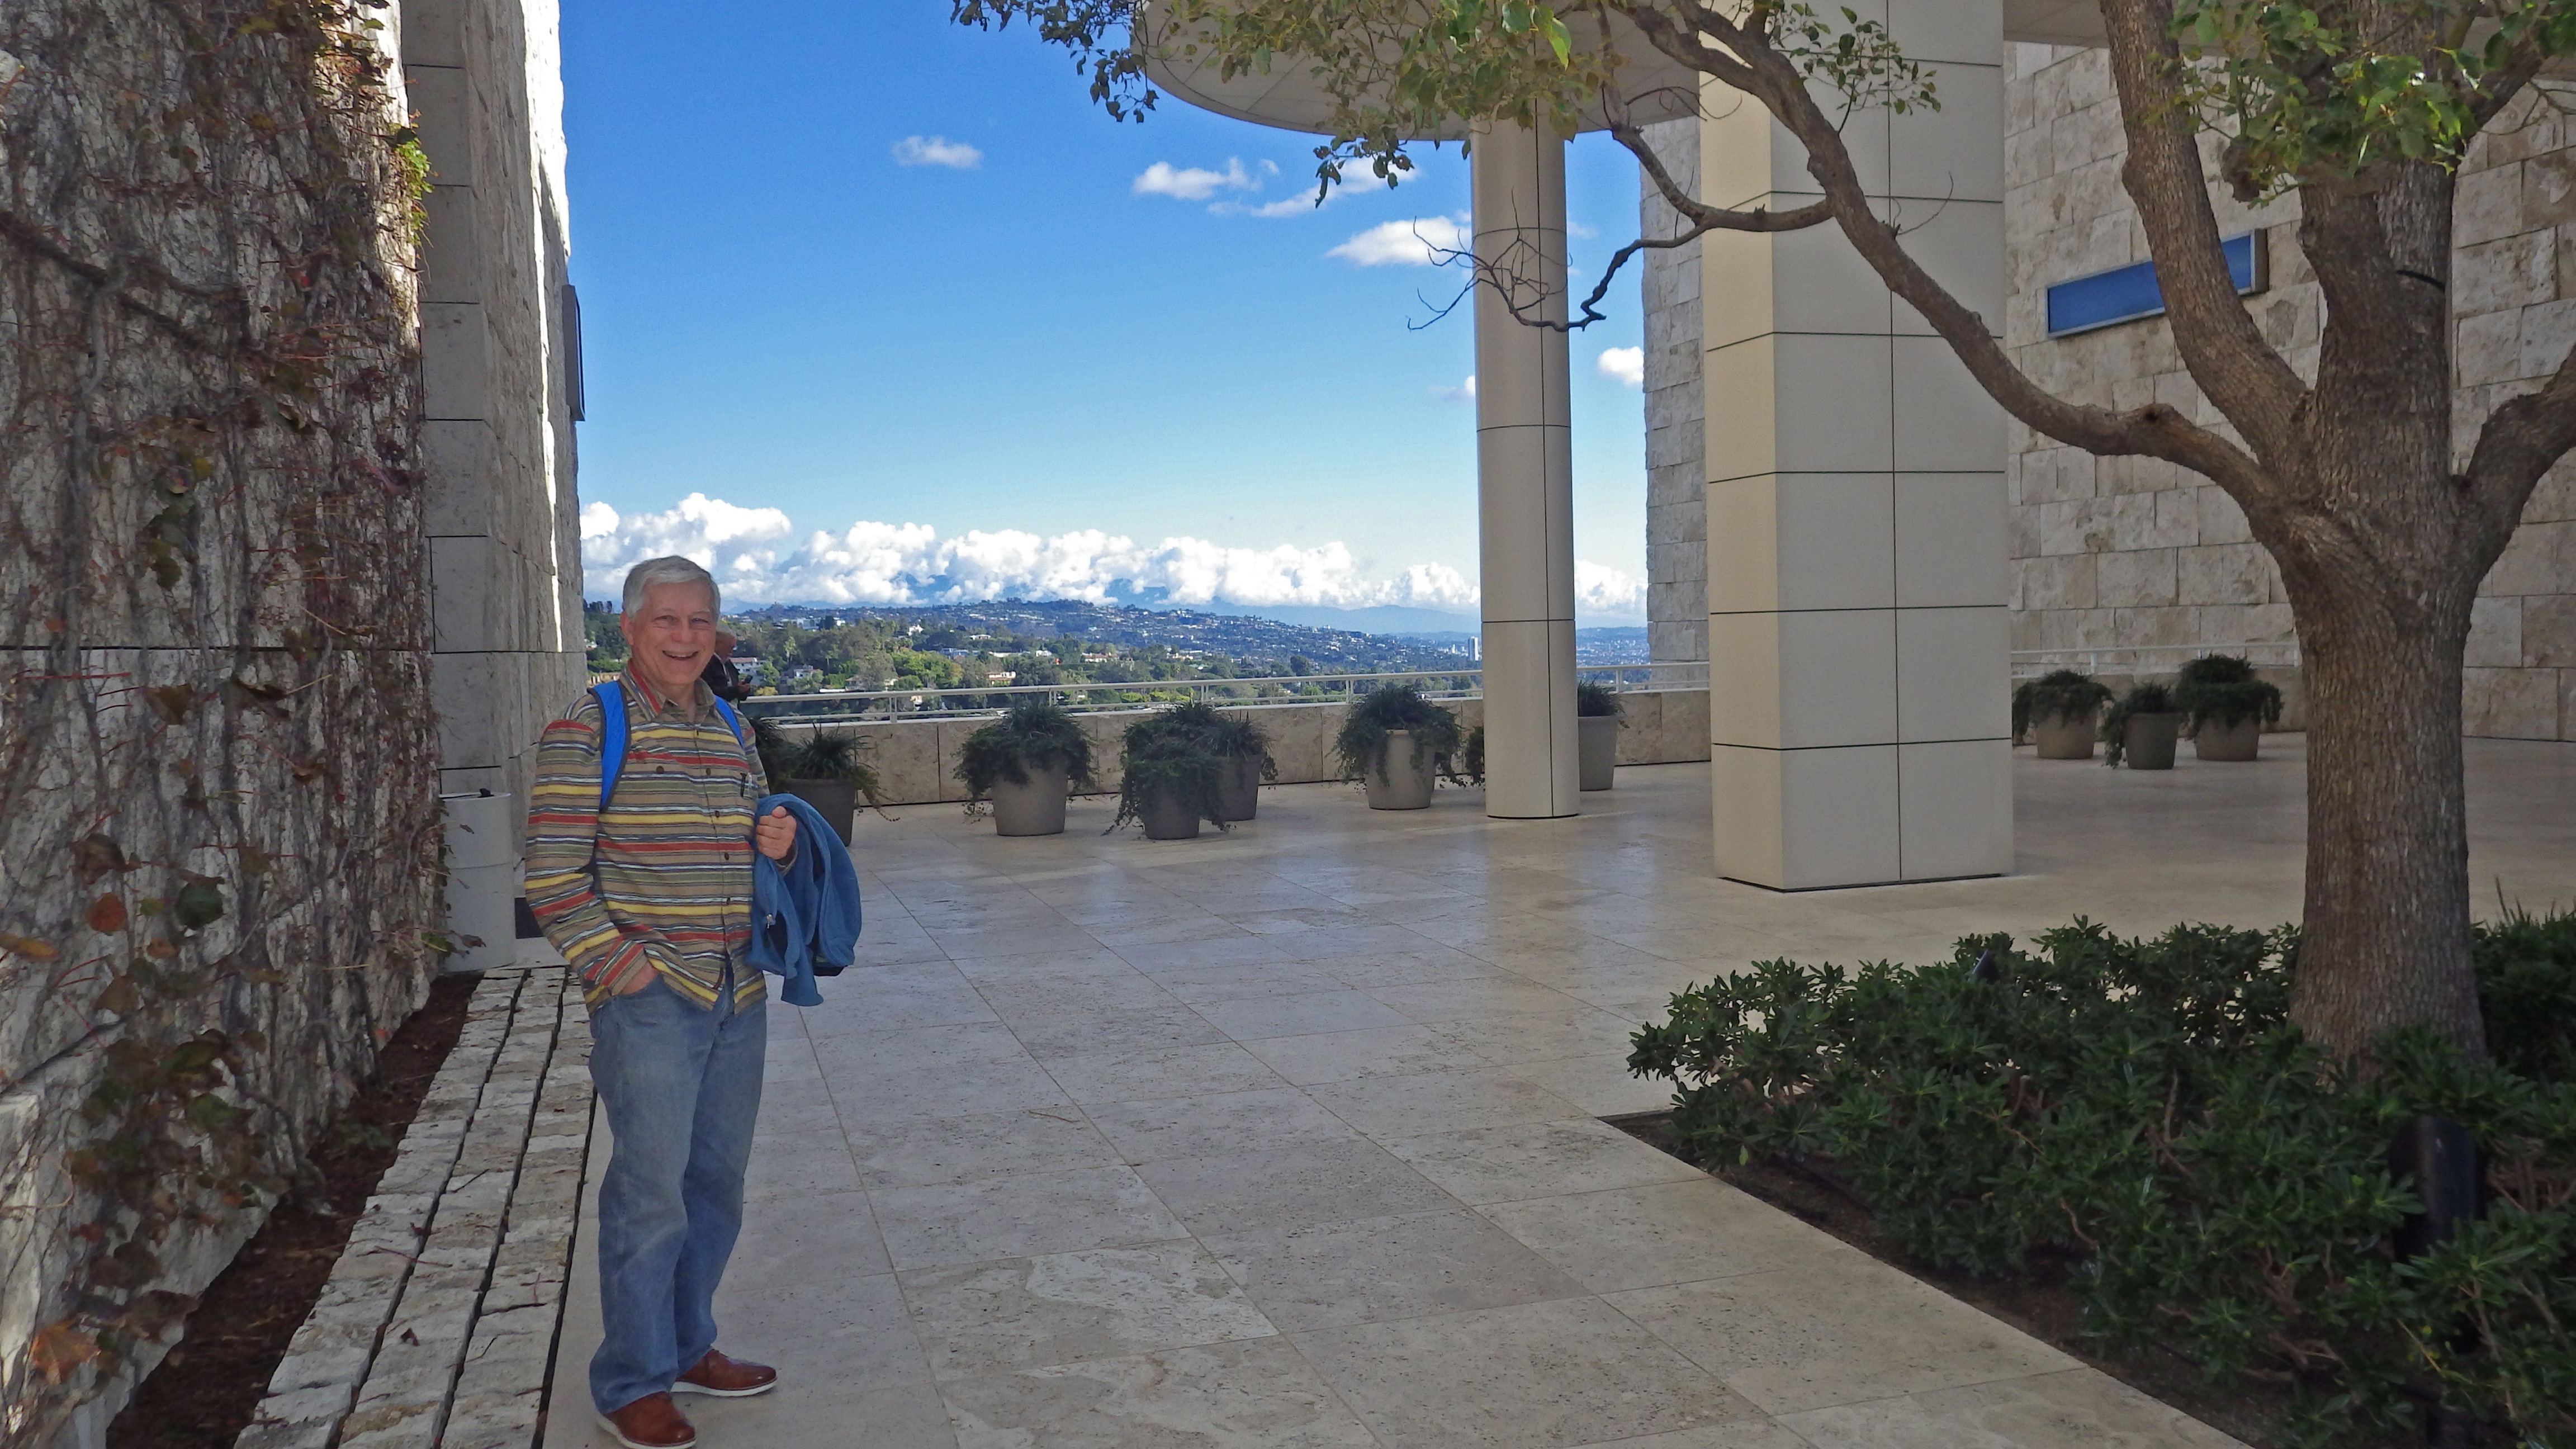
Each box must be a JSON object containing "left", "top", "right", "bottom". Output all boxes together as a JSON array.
[{"left": 729, "top": 598, "right": 1655, "bottom": 669}]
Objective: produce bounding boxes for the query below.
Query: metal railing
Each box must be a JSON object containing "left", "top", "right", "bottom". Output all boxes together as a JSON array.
[
  {"left": 741, "top": 661, "right": 1711, "bottom": 726},
  {"left": 2010, "top": 642, "right": 2300, "bottom": 679}
]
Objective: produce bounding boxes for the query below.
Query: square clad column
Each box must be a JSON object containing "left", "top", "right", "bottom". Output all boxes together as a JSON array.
[
  {"left": 1700, "top": 0, "right": 2012, "bottom": 888},
  {"left": 1474, "top": 120, "right": 1582, "bottom": 818}
]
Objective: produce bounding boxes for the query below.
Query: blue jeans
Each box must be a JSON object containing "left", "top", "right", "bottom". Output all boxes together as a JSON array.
[{"left": 587, "top": 973, "right": 766, "bottom": 1414}]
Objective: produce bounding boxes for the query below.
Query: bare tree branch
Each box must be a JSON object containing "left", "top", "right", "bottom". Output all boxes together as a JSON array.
[
  {"left": 2096, "top": 0, "right": 2310, "bottom": 465},
  {"left": 1606, "top": 0, "right": 2275, "bottom": 493},
  {"left": 2464, "top": 340, "right": 2576, "bottom": 543}
]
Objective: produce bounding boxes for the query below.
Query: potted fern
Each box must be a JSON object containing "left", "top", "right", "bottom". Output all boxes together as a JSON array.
[
  {"left": 1575, "top": 681, "right": 1623, "bottom": 791},
  {"left": 955, "top": 699, "right": 1096, "bottom": 836},
  {"left": 1111, "top": 724, "right": 1228, "bottom": 840},
  {"left": 1127, "top": 702, "right": 1275, "bottom": 821},
  {"left": 2012, "top": 669, "right": 2115, "bottom": 760},
  {"left": 2174, "top": 654, "right": 2284, "bottom": 762},
  {"left": 2100, "top": 683, "right": 2181, "bottom": 770},
  {"left": 753, "top": 719, "right": 886, "bottom": 846},
  {"left": 1334, "top": 683, "right": 1462, "bottom": 810}
]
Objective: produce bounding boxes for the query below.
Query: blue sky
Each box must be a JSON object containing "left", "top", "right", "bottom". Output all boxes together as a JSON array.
[{"left": 561, "top": 0, "right": 1657, "bottom": 622}]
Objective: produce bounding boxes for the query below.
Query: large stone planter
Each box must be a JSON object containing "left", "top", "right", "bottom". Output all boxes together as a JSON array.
[
  {"left": 989, "top": 764, "right": 1069, "bottom": 836},
  {"left": 1362, "top": 731, "right": 1435, "bottom": 810},
  {"left": 1137, "top": 789, "right": 1202, "bottom": 840},
  {"left": 2121, "top": 713, "right": 2180, "bottom": 771},
  {"left": 782, "top": 778, "right": 855, "bottom": 845},
  {"left": 2032, "top": 711, "right": 2098, "bottom": 760},
  {"left": 1578, "top": 715, "right": 1619, "bottom": 791},
  {"left": 1217, "top": 755, "right": 1262, "bottom": 822},
  {"left": 2193, "top": 717, "right": 2262, "bottom": 762}
]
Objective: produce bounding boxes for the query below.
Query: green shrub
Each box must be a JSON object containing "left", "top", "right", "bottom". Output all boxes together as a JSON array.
[
  {"left": 1126, "top": 700, "right": 1275, "bottom": 776},
  {"left": 1575, "top": 681, "right": 1624, "bottom": 718},
  {"left": 1110, "top": 723, "right": 1228, "bottom": 834},
  {"left": 2097, "top": 682, "right": 2175, "bottom": 768},
  {"left": 955, "top": 699, "right": 1096, "bottom": 804},
  {"left": 751, "top": 717, "right": 886, "bottom": 803},
  {"left": 1333, "top": 683, "right": 1463, "bottom": 785},
  {"left": 2478, "top": 899, "right": 2576, "bottom": 1082},
  {"left": 2011, "top": 669, "right": 2113, "bottom": 738},
  {"left": 1628, "top": 910, "right": 2576, "bottom": 1446},
  {"left": 2173, "top": 654, "right": 2284, "bottom": 733}
]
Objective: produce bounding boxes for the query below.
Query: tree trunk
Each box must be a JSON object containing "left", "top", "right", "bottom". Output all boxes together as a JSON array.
[{"left": 2289, "top": 587, "right": 2488, "bottom": 1059}]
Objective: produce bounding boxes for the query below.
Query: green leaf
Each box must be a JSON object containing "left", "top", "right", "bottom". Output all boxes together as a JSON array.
[{"left": 172, "top": 880, "right": 225, "bottom": 931}]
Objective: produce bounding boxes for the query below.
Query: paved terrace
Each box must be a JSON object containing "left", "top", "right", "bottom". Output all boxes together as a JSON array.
[{"left": 536, "top": 739, "right": 2576, "bottom": 1449}]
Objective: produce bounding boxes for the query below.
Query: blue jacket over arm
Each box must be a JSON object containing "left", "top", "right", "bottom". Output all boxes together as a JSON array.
[{"left": 749, "top": 794, "right": 862, "bottom": 1007}]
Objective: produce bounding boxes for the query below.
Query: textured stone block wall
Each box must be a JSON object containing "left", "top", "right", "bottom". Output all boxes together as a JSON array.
[
  {"left": 408, "top": 0, "right": 588, "bottom": 815},
  {"left": 1640, "top": 118, "right": 1709, "bottom": 667},
  {"left": 2004, "top": 43, "right": 2576, "bottom": 739},
  {"left": 0, "top": 5, "right": 444, "bottom": 1443}
]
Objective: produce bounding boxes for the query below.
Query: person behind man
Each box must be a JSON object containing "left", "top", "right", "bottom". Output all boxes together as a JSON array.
[{"left": 525, "top": 556, "right": 797, "bottom": 1449}]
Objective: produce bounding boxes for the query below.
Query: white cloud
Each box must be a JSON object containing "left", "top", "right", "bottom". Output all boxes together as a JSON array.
[
  {"left": 1576, "top": 561, "right": 1645, "bottom": 618},
  {"left": 1133, "top": 158, "right": 1264, "bottom": 201},
  {"left": 1328, "top": 216, "right": 1469, "bottom": 267},
  {"left": 581, "top": 495, "right": 1487, "bottom": 614},
  {"left": 1432, "top": 375, "right": 1476, "bottom": 404},
  {"left": 892, "top": 135, "right": 982, "bottom": 169},
  {"left": 1217, "top": 192, "right": 1325, "bottom": 219},
  {"left": 1595, "top": 345, "right": 1645, "bottom": 390}
]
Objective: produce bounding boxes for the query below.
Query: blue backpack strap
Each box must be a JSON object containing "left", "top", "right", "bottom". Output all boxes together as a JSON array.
[
  {"left": 712, "top": 696, "right": 746, "bottom": 750},
  {"left": 592, "top": 681, "right": 628, "bottom": 814}
]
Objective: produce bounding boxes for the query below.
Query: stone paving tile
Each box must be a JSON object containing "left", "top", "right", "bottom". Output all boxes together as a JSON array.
[
  {"left": 524, "top": 763, "right": 2334, "bottom": 1449},
  {"left": 1775, "top": 1369, "right": 2247, "bottom": 1448},
  {"left": 1292, "top": 1295, "right": 1765, "bottom": 1449},
  {"left": 1131, "top": 1137, "right": 1458, "bottom": 1238},
  {"left": 1203, "top": 1206, "right": 1589, "bottom": 1333},
  {"left": 1475, "top": 1178, "right": 1857, "bottom": 1293},
  {"left": 1085, "top": 1086, "right": 1362, "bottom": 1164},
  {"left": 1376, "top": 1116, "right": 1708, "bottom": 1204},
  {"left": 935, "top": 1337, "right": 1376, "bottom": 1449},
  {"left": 898, "top": 1239, "right": 1274, "bottom": 1379},
  {"left": 1605, "top": 1256, "right": 2081, "bottom": 1417},
  {"left": 242, "top": 968, "right": 593, "bottom": 1449},
  {"left": 869, "top": 1165, "right": 1188, "bottom": 1270}
]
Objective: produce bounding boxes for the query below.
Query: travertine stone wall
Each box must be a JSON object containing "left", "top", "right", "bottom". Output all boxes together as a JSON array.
[
  {"left": 1641, "top": 117, "right": 1709, "bottom": 667},
  {"left": 2004, "top": 42, "right": 2576, "bottom": 740},
  {"left": 406, "top": 0, "right": 588, "bottom": 813},
  {"left": 0, "top": 5, "right": 444, "bottom": 1444}
]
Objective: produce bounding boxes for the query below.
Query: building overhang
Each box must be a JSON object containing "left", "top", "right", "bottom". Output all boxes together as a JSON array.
[
  {"left": 1140, "top": 1, "right": 2106, "bottom": 141},
  {"left": 1135, "top": 4, "right": 1702, "bottom": 139}
]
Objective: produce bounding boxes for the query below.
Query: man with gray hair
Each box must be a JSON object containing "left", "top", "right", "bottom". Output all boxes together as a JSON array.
[{"left": 527, "top": 556, "right": 797, "bottom": 1449}]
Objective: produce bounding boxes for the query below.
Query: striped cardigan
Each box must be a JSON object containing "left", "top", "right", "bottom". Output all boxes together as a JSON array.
[{"left": 524, "top": 673, "right": 770, "bottom": 1010}]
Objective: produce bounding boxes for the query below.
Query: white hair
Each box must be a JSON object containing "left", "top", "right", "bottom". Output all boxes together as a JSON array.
[{"left": 621, "top": 556, "right": 720, "bottom": 617}]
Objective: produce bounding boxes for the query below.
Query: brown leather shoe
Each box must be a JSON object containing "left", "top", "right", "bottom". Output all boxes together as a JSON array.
[
  {"left": 672, "top": 1348, "right": 778, "bottom": 1398},
  {"left": 596, "top": 1392, "right": 695, "bottom": 1449}
]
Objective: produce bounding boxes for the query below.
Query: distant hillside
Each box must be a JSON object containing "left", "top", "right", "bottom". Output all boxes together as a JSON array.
[
  {"left": 732, "top": 600, "right": 1655, "bottom": 671},
  {"left": 736, "top": 599, "right": 1478, "bottom": 674}
]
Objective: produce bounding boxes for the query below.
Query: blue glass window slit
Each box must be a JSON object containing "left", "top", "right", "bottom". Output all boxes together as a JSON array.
[{"left": 2045, "top": 231, "right": 2265, "bottom": 338}]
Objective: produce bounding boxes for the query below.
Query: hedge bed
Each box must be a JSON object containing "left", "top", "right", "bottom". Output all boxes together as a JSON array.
[{"left": 1627, "top": 910, "right": 2576, "bottom": 1448}]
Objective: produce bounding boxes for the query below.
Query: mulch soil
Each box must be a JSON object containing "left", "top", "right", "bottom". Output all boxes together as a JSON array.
[
  {"left": 108, "top": 972, "right": 481, "bottom": 1449},
  {"left": 1607, "top": 1110, "right": 2420, "bottom": 1449}
]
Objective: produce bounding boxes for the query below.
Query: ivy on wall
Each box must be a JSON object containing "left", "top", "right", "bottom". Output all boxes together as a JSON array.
[{"left": 0, "top": 0, "right": 445, "bottom": 1441}]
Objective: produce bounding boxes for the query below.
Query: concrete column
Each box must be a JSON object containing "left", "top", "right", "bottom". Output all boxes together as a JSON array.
[
  {"left": 1472, "top": 121, "right": 1580, "bottom": 819},
  {"left": 1697, "top": 0, "right": 2013, "bottom": 888}
]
